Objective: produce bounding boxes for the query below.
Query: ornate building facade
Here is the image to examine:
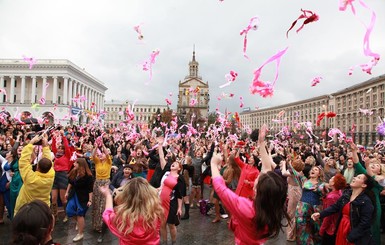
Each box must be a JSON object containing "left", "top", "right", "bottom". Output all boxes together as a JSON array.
[
  {"left": 0, "top": 59, "right": 107, "bottom": 124},
  {"left": 177, "top": 51, "right": 210, "bottom": 123},
  {"left": 104, "top": 100, "right": 168, "bottom": 128},
  {"left": 240, "top": 75, "right": 385, "bottom": 146}
]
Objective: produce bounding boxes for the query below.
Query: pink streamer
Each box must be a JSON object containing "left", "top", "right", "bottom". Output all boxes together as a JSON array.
[
  {"left": 240, "top": 16, "right": 259, "bottom": 59},
  {"left": 165, "top": 98, "right": 172, "bottom": 105},
  {"left": 189, "top": 98, "right": 197, "bottom": 106},
  {"left": 339, "top": 0, "right": 355, "bottom": 13},
  {"left": 39, "top": 82, "right": 49, "bottom": 105},
  {"left": 22, "top": 55, "right": 37, "bottom": 69},
  {"left": 328, "top": 128, "right": 346, "bottom": 142},
  {"left": 311, "top": 77, "right": 322, "bottom": 87},
  {"left": 239, "top": 96, "right": 244, "bottom": 108},
  {"left": 359, "top": 108, "right": 373, "bottom": 116},
  {"left": 165, "top": 92, "right": 172, "bottom": 105},
  {"left": 218, "top": 92, "right": 235, "bottom": 100},
  {"left": 249, "top": 47, "right": 289, "bottom": 97},
  {"left": 142, "top": 49, "right": 160, "bottom": 82},
  {"left": 341, "top": 0, "right": 380, "bottom": 75},
  {"left": 219, "top": 70, "right": 238, "bottom": 88},
  {"left": 286, "top": 9, "right": 319, "bottom": 38},
  {"left": 133, "top": 23, "right": 144, "bottom": 40},
  {"left": 0, "top": 88, "right": 7, "bottom": 100}
]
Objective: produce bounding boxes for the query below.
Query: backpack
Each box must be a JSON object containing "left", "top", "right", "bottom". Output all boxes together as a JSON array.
[{"left": 199, "top": 199, "right": 209, "bottom": 215}]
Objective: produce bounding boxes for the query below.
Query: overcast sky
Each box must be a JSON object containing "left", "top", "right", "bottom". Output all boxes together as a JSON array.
[{"left": 0, "top": 0, "right": 384, "bottom": 114}]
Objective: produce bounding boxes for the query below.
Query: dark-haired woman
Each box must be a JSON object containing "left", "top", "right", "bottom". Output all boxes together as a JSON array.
[
  {"left": 51, "top": 131, "right": 73, "bottom": 222},
  {"left": 11, "top": 200, "right": 60, "bottom": 245},
  {"left": 234, "top": 148, "right": 260, "bottom": 199},
  {"left": 210, "top": 125, "right": 289, "bottom": 244},
  {"left": 312, "top": 173, "right": 376, "bottom": 245},
  {"left": 65, "top": 158, "right": 93, "bottom": 242},
  {"left": 350, "top": 142, "right": 382, "bottom": 245},
  {"left": 109, "top": 164, "right": 133, "bottom": 192},
  {"left": 8, "top": 134, "right": 22, "bottom": 220},
  {"left": 319, "top": 173, "right": 347, "bottom": 245},
  {"left": 0, "top": 135, "right": 21, "bottom": 220}
]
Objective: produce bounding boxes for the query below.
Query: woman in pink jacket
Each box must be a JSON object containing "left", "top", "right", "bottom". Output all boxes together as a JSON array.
[
  {"left": 210, "top": 125, "right": 289, "bottom": 245},
  {"left": 99, "top": 176, "right": 177, "bottom": 245}
]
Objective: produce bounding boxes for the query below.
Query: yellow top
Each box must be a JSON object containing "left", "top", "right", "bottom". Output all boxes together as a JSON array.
[
  {"left": 92, "top": 155, "right": 112, "bottom": 180},
  {"left": 14, "top": 144, "right": 55, "bottom": 215}
]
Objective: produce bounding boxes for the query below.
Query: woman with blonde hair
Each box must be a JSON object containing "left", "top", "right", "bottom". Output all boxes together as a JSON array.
[
  {"left": 294, "top": 162, "right": 326, "bottom": 244},
  {"left": 99, "top": 176, "right": 177, "bottom": 245},
  {"left": 65, "top": 158, "right": 93, "bottom": 242}
]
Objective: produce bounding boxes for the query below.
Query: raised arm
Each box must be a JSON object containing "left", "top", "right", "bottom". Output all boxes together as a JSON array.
[
  {"left": 92, "top": 142, "right": 98, "bottom": 157},
  {"left": 51, "top": 133, "right": 58, "bottom": 155},
  {"left": 62, "top": 135, "right": 72, "bottom": 159},
  {"left": 157, "top": 136, "right": 167, "bottom": 170},
  {"left": 102, "top": 142, "right": 109, "bottom": 156},
  {"left": 258, "top": 124, "right": 273, "bottom": 174},
  {"left": 19, "top": 134, "right": 42, "bottom": 182},
  {"left": 201, "top": 142, "right": 215, "bottom": 165},
  {"left": 349, "top": 141, "right": 360, "bottom": 164},
  {"left": 188, "top": 137, "right": 196, "bottom": 157},
  {"left": 41, "top": 134, "right": 52, "bottom": 161}
]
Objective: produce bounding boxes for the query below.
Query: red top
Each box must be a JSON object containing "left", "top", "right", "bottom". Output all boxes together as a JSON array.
[
  {"left": 51, "top": 136, "right": 72, "bottom": 172},
  {"left": 234, "top": 157, "right": 259, "bottom": 199},
  {"left": 336, "top": 202, "right": 353, "bottom": 245}
]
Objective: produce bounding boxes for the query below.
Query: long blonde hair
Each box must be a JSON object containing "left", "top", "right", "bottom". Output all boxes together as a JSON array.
[{"left": 113, "top": 177, "right": 164, "bottom": 236}]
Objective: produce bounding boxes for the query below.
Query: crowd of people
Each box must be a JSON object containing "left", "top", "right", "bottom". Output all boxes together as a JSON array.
[{"left": 0, "top": 113, "right": 385, "bottom": 245}]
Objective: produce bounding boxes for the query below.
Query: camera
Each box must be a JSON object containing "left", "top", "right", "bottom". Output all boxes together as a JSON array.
[{"left": 27, "top": 124, "right": 60, "bottom": 145}]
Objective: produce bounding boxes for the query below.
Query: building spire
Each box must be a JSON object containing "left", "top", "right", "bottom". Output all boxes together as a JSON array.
[
  {"left": 188, "top": 45, "right": 199, "bottom": 78},
  {"left": 192, "top": 44, "right": 196, "bottom": 61}
]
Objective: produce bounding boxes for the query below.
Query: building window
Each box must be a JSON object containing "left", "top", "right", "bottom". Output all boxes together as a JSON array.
[
  {"left": 3, "top": 80, "right": 6, "bottom": 87},
  {"left": 58, "top": 96, "right": 61, "bottom": 104},
  {"left": 14, "top": 95, "right": 16, "bottom": 102},
  {"left": 59, "top": 82, "right": 62, "bottom": 89},
  {"left": 14, "top": 80, "right": 17, "bottom": 87}
]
